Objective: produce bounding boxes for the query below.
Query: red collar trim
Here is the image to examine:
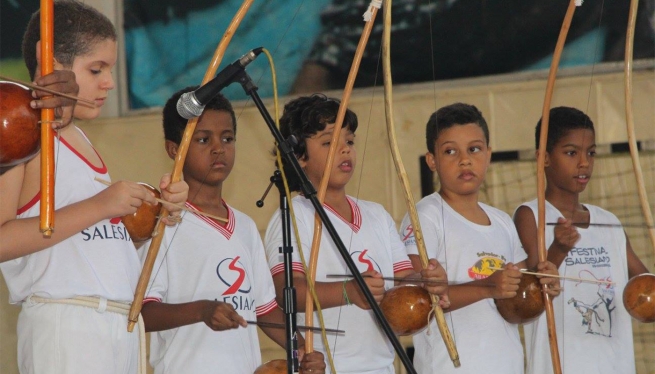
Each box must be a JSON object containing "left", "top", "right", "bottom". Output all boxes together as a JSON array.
[
  {"left": 323, "top": 196, "right": 361, "bottom": 233},
  {"left": 185, "top": 200, "right": 234, "bottom": 239}
]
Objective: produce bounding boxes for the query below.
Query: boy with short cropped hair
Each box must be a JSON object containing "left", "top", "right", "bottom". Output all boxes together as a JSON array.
[
  {"left": 139, "top": 86, "right": 325, "bottom": 374},
  {"left": 514, "top": 106, "right": 649, "bottom": 374},
  {"left": 400, "top": 102, "right": 560, "bottom": 374}
]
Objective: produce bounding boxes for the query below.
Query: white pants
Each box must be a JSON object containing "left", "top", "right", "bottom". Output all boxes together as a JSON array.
[{"left": 17, "top": 298, "right": 138, "bottom": 374}]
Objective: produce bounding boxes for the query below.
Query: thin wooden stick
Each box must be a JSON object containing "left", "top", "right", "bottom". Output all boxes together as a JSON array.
[
  {"left": 326, "top": 274, "right": 495, "bottom": 287},
  {"left": 94, "top": 177, "right": 228, "bottom": 223},
  {"left": 0, "top": 75, "right": 96, "bottom": 108},
  {"left": 487, "top": 267, "right": 614, "bottom": 285},
  {"left": 152, "top": 198, "right": 228, "bottom": 223},
  {"left": 246, "top": 320, "right": 344, "bottom": 335},
  {"left": 547, "top": 222, "right": 654, "bottom": 229},
  {"left": 328, "top": 274, "right": 448, "bottom": 284}
]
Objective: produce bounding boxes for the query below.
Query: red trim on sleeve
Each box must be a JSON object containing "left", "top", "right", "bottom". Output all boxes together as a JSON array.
[
  {"left": 393, "top": 260, "right": 414, "bottom": 273},
  {"left": 256, "top": 299, "right": 278, "bottom": 317},
  {"left": 142, "top": 297, "right": 162, "bottom": 305},
  {"left": 271, "top": 262, "right": 306, "bottom": 277}
]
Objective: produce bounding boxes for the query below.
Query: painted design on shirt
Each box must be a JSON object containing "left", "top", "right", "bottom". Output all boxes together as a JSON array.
[
  {"left": 567, "top": 270, "right": 616, "bottom": 338},
  {"left": 217, "top": 256, "right": 254, "bottom": 311},
  {"left": 564, "top": 246, "right": 611, "bottom": 268},
  {"left": 351, "top": 249, "right": 382, "bottom": 273},
  {"left": 468, "top": 252, "right": 507, "bottom": 280}
]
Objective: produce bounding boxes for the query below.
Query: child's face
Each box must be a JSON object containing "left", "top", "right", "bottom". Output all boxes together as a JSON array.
[
  {"left": 59, "top": 39, "right": 117, "bottom": 120},
  {"left": 299, "top": 123, "right": 356, "bottom": 191},
  {"left": 181, "top": 110, "right": 236, "bottom": 189},
  {"left": 426, "top": 123, "right": 491, "bottom": 197},
  {"left": 545, "top": 128, "right": 596, "bottom": 194}
]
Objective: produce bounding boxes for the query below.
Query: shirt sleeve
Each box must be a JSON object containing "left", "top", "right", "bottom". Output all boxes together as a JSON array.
[
  {"left": 248, "top": 221, "right": 279, "bottom": 317},
  {"left": 264, "top": 200, "right": 308, "bottom": 277},
  {"left": 384, "top": 210, "right": 413, "bottom": 273},
  {"left": 138, "top": 236, "right": 168, "bottom": 303},
  {"left": 400, "top": 207, "right": 444, "bottom": 260}
]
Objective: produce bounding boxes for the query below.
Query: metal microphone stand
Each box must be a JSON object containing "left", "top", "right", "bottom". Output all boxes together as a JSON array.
[
  {"left": 234, "top": 68, "right": 416, "bottom": 374},
  {"left": 257, "top": 170, "right": 300, "bottom": 374}
]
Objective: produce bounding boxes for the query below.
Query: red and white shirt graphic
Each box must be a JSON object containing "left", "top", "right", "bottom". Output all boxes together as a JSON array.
[
  {"left": 265, "top": 195, "right": 412, "bottom": 374},
  {"left": 141, "top": 201, "right": 276, "bottom": 374}
]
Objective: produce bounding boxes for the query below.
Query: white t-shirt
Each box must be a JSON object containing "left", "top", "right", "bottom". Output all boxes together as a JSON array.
[
  {"left": 265, "top": 195, "right": 413, "bottom": 374},
  {"left": 1, "top": 127, "right": 139, "bottom": 303},
  {"left": 142, "top": 201, "right": 278, "bottom": 374},
  {"left": 400, "top": 193, "right": 526, "bottom": 374},
  {"left": 519, "top": 199, "right": 635, "bottom": 374}
]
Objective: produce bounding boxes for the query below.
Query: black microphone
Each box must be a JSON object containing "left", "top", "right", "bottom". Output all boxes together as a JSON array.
[{"left": 176, "top": 47, "right": 263, "bottom": 119}]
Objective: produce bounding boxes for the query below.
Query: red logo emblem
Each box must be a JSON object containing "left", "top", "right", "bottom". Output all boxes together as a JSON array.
[{"left": 221, "top": 257, "right": 247, "bottom": 295}]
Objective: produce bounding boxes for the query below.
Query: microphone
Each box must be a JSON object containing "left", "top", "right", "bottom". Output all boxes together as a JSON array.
[{"left": 176, "top": 47, "right": 263, "bottom": 119}]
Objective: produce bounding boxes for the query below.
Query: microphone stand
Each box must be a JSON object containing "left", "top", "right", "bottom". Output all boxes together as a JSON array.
[
  {"left": 257, "top": 170, "right": 300, "bottom": 374},
  {"left": 234, "top": 69, "right": 417, "bottom": 374}
]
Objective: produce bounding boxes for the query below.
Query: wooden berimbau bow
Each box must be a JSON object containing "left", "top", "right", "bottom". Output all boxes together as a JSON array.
[
  {"left": 380, "top": 0, "right": 460, "bottom": 367},
  {"left": 623, "top": 0, "right": 655, "bottom": 259},
  {"left": 535, "top": 1, "right": 582, "bottom": 373}
]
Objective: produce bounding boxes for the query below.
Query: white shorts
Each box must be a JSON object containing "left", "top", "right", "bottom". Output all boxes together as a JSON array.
[{"left": 17, "top": 298, "right": 138, "bottom": 374}]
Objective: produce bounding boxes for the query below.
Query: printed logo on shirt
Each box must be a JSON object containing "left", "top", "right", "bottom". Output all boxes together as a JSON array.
[
  {"left": 467, "top": 252, "right": 506, "bottom": 280},
  {"left": 402, "top": 225, "right": 415, "bottom": 245},
  {"left": 351, "top": 249, "right": 382, "bottom": 273},
  {"left": 80, "top": 218, "right": 132, "bottom": 242},
  {"left": 565, "top": 246, "right": 611, "bottom": 268},
  {"left": 567, "top": 271, "right": 615, "bottom": 338},
  {"left": 217, "top": 256, "right": 255, "bottom": 311}
]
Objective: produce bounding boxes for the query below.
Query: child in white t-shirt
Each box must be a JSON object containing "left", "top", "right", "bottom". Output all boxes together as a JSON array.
[
  {"left": 139, "top": 87, "right": 325, "bottom": 374},
  {"left": 0, "top": 3, "right": 188, "bottom": 373},
  {"left": 264, "top": 94, "right": 449, "bottom": 374},
  {"left": 400, "top": 103, "right": 560, "bottom": 374},
  {"left": 514, "top": 106, "right": 649, "bottom": 374}
]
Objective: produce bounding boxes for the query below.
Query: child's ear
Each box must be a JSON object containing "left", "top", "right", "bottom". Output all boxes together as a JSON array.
[
  {"left": 298, "top": 154, "right": 308, "bottom": 169},
  {"left": 425, "top": 152, "right": 437, "bottom": 172},
  {"left": 535, "top": 150, "right": 551, "bottom": 167},
  {"left": 165, "top": 140, "right": 179, "bottom": 160}
]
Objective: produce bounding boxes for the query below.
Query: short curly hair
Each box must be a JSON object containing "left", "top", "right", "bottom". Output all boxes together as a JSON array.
[
  {"left": 279, "top": 93, "right": 358, "bottom": 160},
  {"left": 535, "top": 107, "right": 595, "bottom": 152},
  {"left": 22, "top": 0, "right": 116, "bottom": 80}
]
